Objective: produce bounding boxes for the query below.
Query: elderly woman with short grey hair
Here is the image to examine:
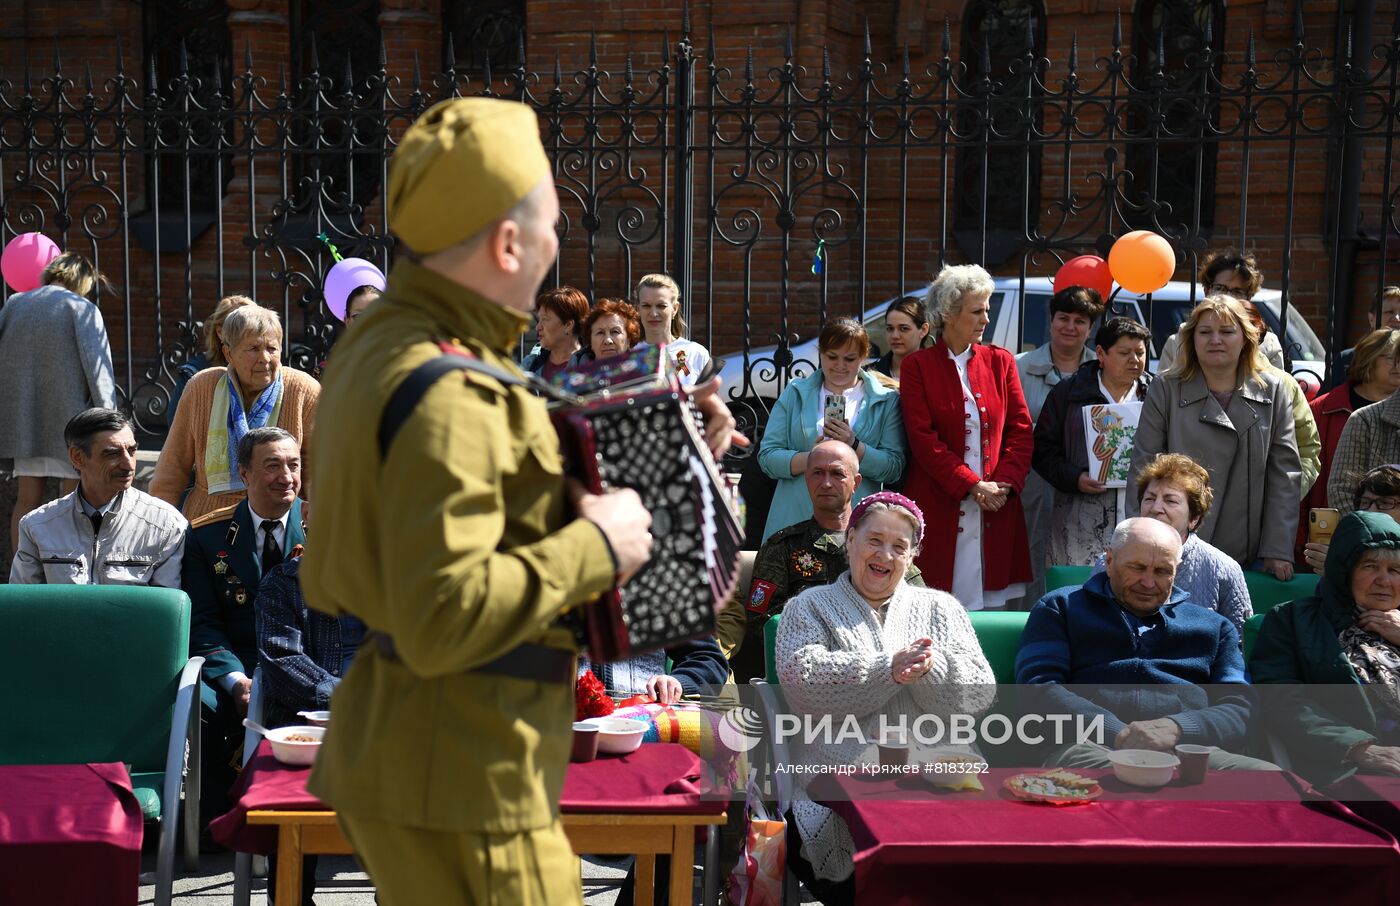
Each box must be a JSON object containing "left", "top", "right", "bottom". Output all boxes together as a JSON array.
[
  {"left": 152, "top": 304, "right": 320, "bottom": 519},
  {"left": 777, "top": 492, "right": 995, "bottom": 899},
  {"left": 899, "top": 264, "right": 1035, "bottom": 610}
]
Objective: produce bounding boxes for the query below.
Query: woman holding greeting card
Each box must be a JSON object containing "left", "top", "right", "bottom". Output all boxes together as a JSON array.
[{"left": 1032, "top": 318, "right": 1153, "bottom": 566}]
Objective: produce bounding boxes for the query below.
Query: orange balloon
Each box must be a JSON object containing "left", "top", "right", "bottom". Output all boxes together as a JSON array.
[{"left": 1107, "top": 231, "right": 1176, "bottom": 294}]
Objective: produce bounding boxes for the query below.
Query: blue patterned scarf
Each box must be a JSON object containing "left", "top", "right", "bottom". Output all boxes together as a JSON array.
[{"left": 222, "top": 369, "right": 283, "bottom": 492}]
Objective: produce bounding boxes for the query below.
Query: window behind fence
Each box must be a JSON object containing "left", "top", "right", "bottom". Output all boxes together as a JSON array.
[
  {"left": 955, "top": 0, "right": 1047, "bottom": 265},
  {"left": 287, "top": 0, "right": 384, "bottom": 245},
  {"left": 1127, "top": 0, "right": 1226, "bottom": 236},
  {"left": 141, "top": 0, "right": 233, "bottom": 225}
]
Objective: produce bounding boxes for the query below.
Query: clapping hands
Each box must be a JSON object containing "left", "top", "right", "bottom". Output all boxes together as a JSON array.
[{"left": 891, "top": 637, "right": 935, "bottom": 684}]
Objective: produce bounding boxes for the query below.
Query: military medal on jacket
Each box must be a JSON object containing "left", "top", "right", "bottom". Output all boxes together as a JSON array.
[{"left": 791, "top": 548, "right": 822, "bottom": 577}]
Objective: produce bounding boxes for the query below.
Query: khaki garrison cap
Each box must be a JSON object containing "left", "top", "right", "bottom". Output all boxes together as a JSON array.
[{"left": 387, "top": 97, "right": 551, "bottom": 256}]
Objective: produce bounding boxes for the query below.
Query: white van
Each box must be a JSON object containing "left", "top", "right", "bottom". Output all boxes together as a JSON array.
[{"left": 716, "top": 277, "right": 1327, "bottom": 409}]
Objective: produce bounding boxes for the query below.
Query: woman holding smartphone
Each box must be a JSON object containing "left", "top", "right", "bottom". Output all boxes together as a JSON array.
[
  {"left": 1298, "top": 329, "right": 1400, "bottom": 564},
  {"left": 757, "top": 317, "right": 908, "bottom": 542}
]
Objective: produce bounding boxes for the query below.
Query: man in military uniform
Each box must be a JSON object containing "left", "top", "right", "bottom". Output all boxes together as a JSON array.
[
  {"left": 301, "top": 98, "right": 714, "bottom": 905},
  {"left": 720, "top": 440, "right": 923, "bottom": 682},
  {"left": 183, "top": 426, "right": 305, "bottom": 817}
]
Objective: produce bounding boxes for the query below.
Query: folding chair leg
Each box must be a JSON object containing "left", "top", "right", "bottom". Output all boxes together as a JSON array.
[
  {"left": 182, "top": 724, "right": 201, "bottom": 871},
  {"left": 233, "top": 852, "right": 253, "bottom": 906},
  {"left": 154, "top": 817, "right": 175, "bottom": 906},
  {"left": 168, "top": 659, "right": 205, "bottom": 878},
  {"left": 782, "top": 866, "right": 800, "bottom": 906},
  {"left": 702, "top": 823, "right": 720, "bottom": 906}
]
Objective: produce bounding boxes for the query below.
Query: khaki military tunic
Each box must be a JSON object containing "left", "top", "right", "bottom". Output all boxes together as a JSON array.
[{"left": 302, "top": 259, "right": 615, "bottom": 834}]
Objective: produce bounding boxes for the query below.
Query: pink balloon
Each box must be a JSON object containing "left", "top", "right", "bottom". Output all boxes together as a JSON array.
[
  {"left": 322, "top": 257, "right": 386, "bottom": 322},
  {"left": 2, "top": 233, "right": 61, "bottom": 293}
]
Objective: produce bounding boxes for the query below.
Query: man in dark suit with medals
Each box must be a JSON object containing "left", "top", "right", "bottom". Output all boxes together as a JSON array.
[{"left": 183, "top": 425, "right": 306, "bottom": 819}]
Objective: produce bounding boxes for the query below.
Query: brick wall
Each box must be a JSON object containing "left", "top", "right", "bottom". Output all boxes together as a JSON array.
[{"left": 1, "top": 0, "right": 1396, "bottom": 380}]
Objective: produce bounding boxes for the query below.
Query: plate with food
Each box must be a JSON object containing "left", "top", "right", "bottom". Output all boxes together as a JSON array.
[{"left": 1003, "top": 769, "right": 1102, "bottom": 805}]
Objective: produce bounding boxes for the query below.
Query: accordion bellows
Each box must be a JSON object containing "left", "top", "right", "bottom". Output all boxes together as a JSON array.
[{"left": 551, "top": 346, "right": 743, "bottom": 662}]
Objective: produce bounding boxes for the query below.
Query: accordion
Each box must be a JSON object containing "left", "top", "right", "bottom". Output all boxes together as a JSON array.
[{"left": 549, "top": 346, "right": 743, "bottom": 663}]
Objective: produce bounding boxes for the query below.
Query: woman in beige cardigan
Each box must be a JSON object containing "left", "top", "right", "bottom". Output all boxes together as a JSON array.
[
  {"left": 152, "top": 305, "right": 319, "bottom": 519},
  {"left": 1128, "top": 295, "right": 1302, "bottom": 581}
]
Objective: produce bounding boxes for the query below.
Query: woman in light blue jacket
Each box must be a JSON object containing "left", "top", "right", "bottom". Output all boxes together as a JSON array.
[{"left": 758, "top": 317, "right": 907, "bottom": 541}]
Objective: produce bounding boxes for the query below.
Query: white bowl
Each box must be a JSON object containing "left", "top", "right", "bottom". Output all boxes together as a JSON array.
[
  {"left": 1107, "top": 748, "right": 1179, "bottom": 787},
  {"left": 582, "top": 717, "right": 647, "bottom": 756},
  {"left": 297, "top": 710, "right": 331, "bottom": 728},
  {"left": 267, "top": 725, "right": 326, "bottom": 766}
]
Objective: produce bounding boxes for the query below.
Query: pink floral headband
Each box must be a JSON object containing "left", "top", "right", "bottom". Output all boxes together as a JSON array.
[{"left": 850, "top": 491, "right": 925, "bottom": 544}]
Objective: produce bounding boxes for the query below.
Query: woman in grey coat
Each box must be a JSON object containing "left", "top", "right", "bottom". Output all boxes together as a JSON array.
[
  {"left": 0, "top": 252, "right": 117, "bottom": 550},
  {"left": 1128, "top": 295, "right": 1302, "bottom": 581}
]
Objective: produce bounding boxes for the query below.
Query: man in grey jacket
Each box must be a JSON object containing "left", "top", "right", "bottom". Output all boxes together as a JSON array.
[{"left": 10, "top": 408, "right": 187, "bottom": 586}]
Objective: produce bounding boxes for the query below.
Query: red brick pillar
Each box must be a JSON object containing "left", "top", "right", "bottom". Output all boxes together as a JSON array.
[
  {"left": 223, "top": 0, "right": 292, "bottom": 300},
  {"left": 227, "top": 0, "right": 290, "bottom": 75},
  {"left": 379, "top": 0, "right": 440, "bottom": 93}
]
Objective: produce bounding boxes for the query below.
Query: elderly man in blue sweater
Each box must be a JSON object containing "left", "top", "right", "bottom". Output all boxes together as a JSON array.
[{"left": 1016, "top": 517, "right": 1276, "bottom": 770}]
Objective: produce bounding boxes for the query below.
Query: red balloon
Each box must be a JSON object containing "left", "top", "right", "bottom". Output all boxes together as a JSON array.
[{"left": 1053, "top": 255, "right": 1113, "bottom": 300}]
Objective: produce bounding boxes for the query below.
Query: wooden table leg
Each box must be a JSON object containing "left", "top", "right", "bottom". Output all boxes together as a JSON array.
[
  {"left": 635, "top": 852, "right": 656, "bottom": 905},
  {"left": 276, "top": 821, "right": 304, "bottom": 906},
  {"left": 669, "top": 823, "right": 696, "bottom": 906}
]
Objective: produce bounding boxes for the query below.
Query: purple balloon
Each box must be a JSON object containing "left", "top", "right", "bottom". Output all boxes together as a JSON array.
[
  {"left": 2, "top": 233, "right": 61, "bottom": 293},
  {"left": 323, "top": 257, "right": 387, "bottom": 322}
]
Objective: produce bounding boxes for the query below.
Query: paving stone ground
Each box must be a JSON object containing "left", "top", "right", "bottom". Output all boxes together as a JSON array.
[{"left": 137, "top": 850, "right": 633, "bottom": 905}]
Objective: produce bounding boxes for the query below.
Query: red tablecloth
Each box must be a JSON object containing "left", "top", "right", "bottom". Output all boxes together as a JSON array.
[
  {"left": 0, "top": 762, "right": 144, "bottom": 906},
  {"left": 812, "top": 768, "right": 1400, "bottom": 905},
  {"left": 560, "top": 742, "right": 727, "bottom": 815},
  {"left": 1329, "top": 774, "right": 1400, "bottom": 841},
  {"left": 211, "top": 740, "right": 727, "bottom": 854},
  {"left": 207, "top": 740, "right": 328, "bottom": 854}
]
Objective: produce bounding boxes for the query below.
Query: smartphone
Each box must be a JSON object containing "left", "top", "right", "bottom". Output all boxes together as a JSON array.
[
  {"left": 1309, "top": 508, "right": 1340, "bottom": 545},
  {"left": 823, "top": 393, "right": 846, "bottom": 427}
]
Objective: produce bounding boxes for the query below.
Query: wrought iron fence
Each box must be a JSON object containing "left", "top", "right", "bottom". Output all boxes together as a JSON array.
[{"left": 1, "top": 8, "right": 1398, "bottom": 448}]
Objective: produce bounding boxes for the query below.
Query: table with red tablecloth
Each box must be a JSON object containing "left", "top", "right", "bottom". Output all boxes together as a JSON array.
[
  {"left": 811, "top": 767, "right": 1400, "bottom": 905},
  {"left": 210, "top": 740, "right": 727, "bottom": 905},
  {"left": 0, "top": 762, "right": 144, "bottom": 906}
]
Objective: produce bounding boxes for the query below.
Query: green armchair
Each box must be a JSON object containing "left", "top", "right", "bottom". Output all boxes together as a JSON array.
[{"left": 0, "top": 584, "right": 203, "bottom": 906}]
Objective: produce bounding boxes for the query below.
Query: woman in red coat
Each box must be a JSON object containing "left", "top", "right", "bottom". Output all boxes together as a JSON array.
[
  {"left": 900, "top": 264, "right": 1034, "bottom": 609},
  {"left": 1298, "top": 328, "right": 1400, "bottom": 566}
]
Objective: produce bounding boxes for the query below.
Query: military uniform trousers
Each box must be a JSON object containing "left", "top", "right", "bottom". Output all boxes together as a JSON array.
[{"left": 338, "top": 813, "right": 580, "bottom": 906}]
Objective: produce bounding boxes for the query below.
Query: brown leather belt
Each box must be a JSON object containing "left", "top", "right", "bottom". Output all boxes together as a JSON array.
[{"left": 370, "top": 632, "right": 576, "bottom": 685}]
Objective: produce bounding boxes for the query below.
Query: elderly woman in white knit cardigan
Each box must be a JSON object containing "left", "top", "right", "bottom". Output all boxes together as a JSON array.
[{"left": 776, "top": 492, "right": 996, "bottom": 897}]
